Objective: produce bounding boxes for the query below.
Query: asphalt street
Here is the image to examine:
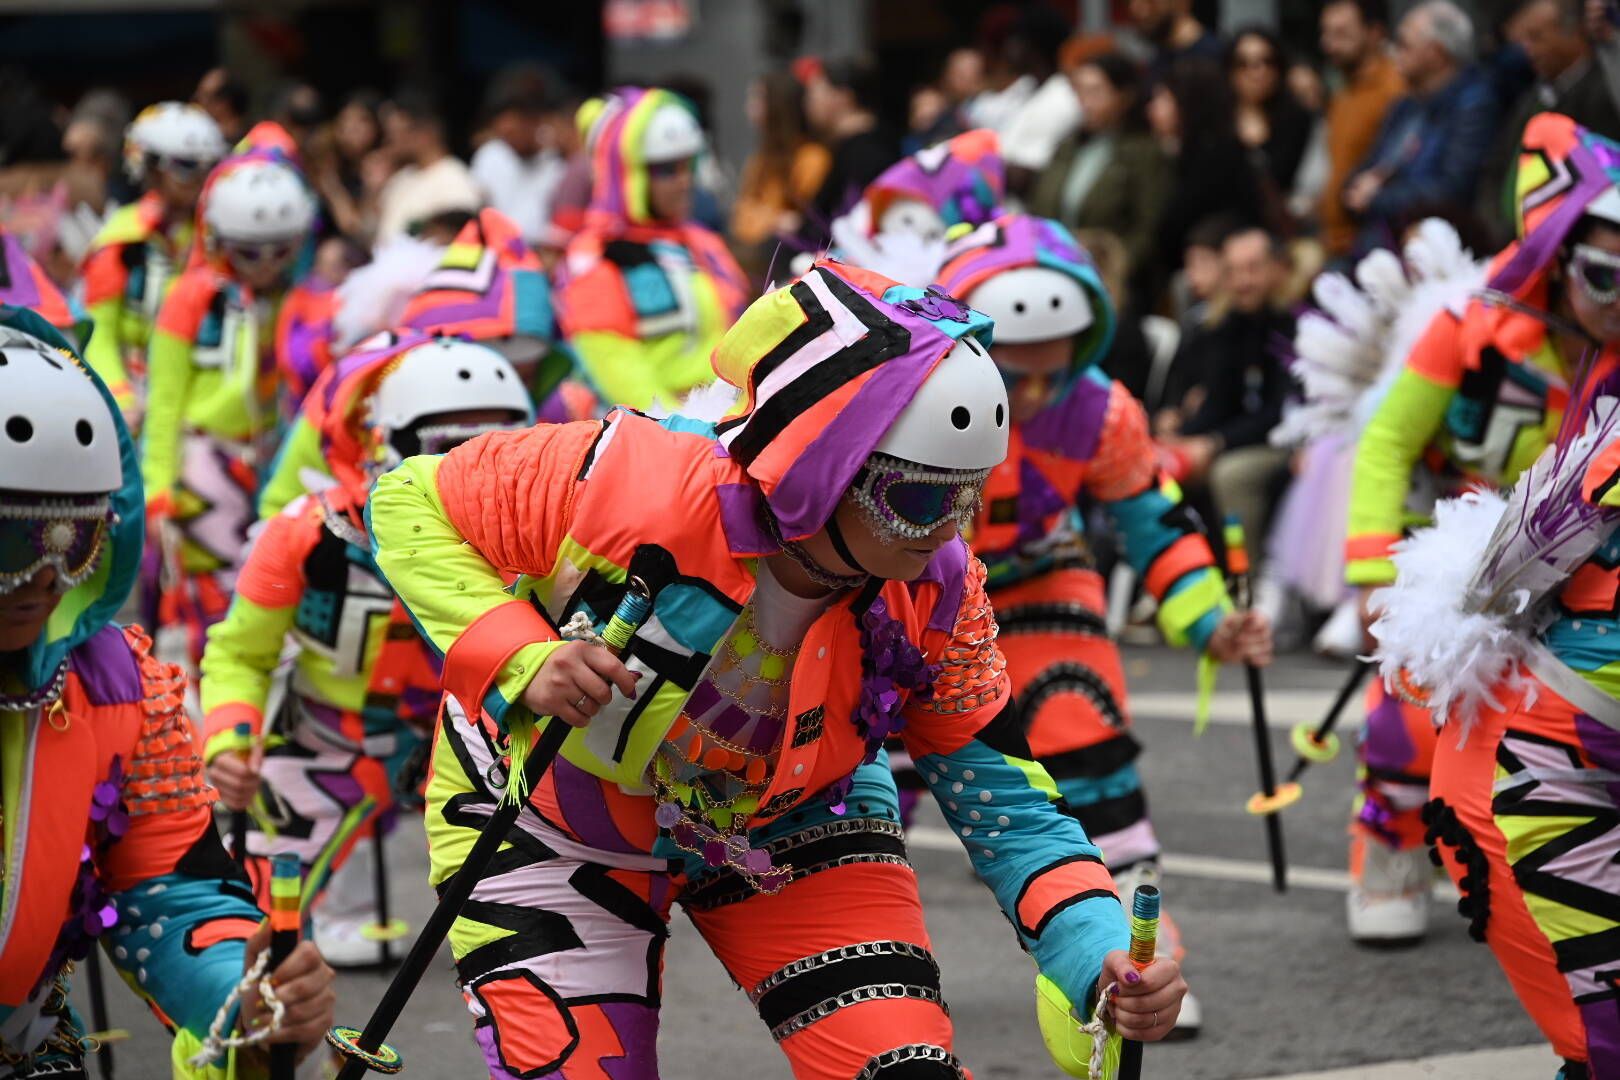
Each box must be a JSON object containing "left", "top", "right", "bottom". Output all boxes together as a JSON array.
[{"left": 75, "top": 645, "right": 1545, "bottom": 1079}]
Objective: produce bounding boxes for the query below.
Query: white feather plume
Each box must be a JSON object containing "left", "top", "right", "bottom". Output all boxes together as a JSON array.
[
  {"left": 646, "top": 378, "right": 740, "bottom": 423},
  {"left": 827, "top": 203, "right": 949, "bottom": 289},
  {"left": 332, "top": 237, "right": 445, "bottom": 350},
  {"left": 1273, "top": 218, "right": 1485, "bottom": 447},
  {"left": 1370, "top": 397, "right": 1620, "bottom": 735}
]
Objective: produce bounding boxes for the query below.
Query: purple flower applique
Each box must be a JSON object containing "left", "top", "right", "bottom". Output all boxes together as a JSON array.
[
  {"left": 821, "top": 597, "right": 939, "bottom": 813},
  {"left": 900, "top": 285, "right": 972, "bottom": 324},
  {"left": 89, "top": 754, "right": 130, "bottom": 844}
]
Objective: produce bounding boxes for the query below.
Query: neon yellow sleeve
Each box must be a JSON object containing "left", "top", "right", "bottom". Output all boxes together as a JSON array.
[
  {"left": 257, "top": 414, "right": 327, "bottom": 520},
  {"left": 140, "top": 327, "right": 196, "bottom": 510},
  {"left": 368, "top": 455, "right": 563, "bottom": 720},
  {"left": 83, "top": 296, "right": 137, "bottom": 418},
  {"left": 1345, "top": 367, "right": 1456, "bottom": 585}
]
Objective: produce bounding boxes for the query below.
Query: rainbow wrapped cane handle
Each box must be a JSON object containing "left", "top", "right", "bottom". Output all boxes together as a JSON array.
[
  {"left": 1126, "top": 885, "right": 1160, "bottom": 970},
  {"left": 269, "top": 853, "right": 302, "bottom": 1079}
]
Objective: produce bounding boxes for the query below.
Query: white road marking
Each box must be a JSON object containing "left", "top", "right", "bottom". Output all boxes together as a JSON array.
[
  {"left": 1128, "top": 688, "right": 1342, "bottom": 729},
  {"left": 1248, "top": 1044, "right": 1557, "bottom": 1079},
  {"left": 907, "top": 827, "right": 1459, "bottom": 900}
]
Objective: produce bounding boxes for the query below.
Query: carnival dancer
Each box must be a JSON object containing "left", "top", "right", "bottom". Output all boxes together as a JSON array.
[
  {"left": 934, "top": 213, "right": 1273, "bottom": 1037},
  {"left": 1343, "top": 113, "right": 1620, "bottom": 943},
  {"left": 81, "top": 103, "right": 226, "bottom": 428},
  {"left": 0, "top": 230, "right": 87, "bottom": 345},
  {"left": 0, "top": 307, "right": 335, "bottom": 1077},
  {"left": 367, "top": 260, "right": 1187, "bottom": 1078},
  {"left": 256, "top": 208, "right": 585, "bottom": 522},
  {"left": 556, "top": 86, "right": 749, "bottom": 411},
  {"left": 840, "top": 128, "right": 1006, "bottom": 247},
  {"left": 1370, "top": 383, "right": 1620, "bottom": 1079},
  {"left": 142, "top": 133, "right": 319, "bottom": 670},
  {"left": 200, "top": 333, "right": 533, "bottom": 967}
]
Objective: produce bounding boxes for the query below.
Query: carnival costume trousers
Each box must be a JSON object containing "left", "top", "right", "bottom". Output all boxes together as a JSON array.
[
  {"left": 241, "top": 692, "right": 421, "bottom": 914},
  {"left": 1353, "top": 682, "right": 1439, "bottom": 864},
  {"left": 429, "top": 715, "right": 969, "bottom": 1080},
  {"left": 1427, "top": 660, "right": 1620, "bottom": 1078}
]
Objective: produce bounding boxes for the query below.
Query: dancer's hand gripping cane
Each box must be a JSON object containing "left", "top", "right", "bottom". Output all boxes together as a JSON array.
[
  {"left": 1223, "top": 518, "right": 1300, "bottom": 892},
  {"left": 1035, "top": 884, "right": 1185, "bottom": 1077},
  {"left": 327, "top": 579, "right": 655, "bottom": 1077}
]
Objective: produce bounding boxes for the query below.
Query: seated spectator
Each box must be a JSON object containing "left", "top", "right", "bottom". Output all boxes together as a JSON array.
[
  {"left": 1030, "top": 51, "right": 1168, "bottom": 295},
  {"left": 375, "top": 88, "right": 483, "bottom": 243},
  {"left": 1317, "top": 0, "right": 1407, "bottom": 257},
  {"left": 1172, "top": 213, "right": 1233, "bottom": 330},
  {"left": 1479, "top": 0, "right": 1620, "bottom": 243},
  {"left": 1341, "top": 0, "right": 1498, "bottom": 253},
  {"left": 731, "top": 70, "right": 829, "bottom": 270},
  {"left": 1229, "top": 27, "right": 1315, "bottom": 194},
  {"left": 1129, "top": 0, "right": 1225, "bottom": 80},
  {"left": 471, "top": 64, "right": 568, "bottom": 246},
  {"left": 1149, "top": 58, "right": 1267, "bottom": 299},
  {"left": 802, "top": 56, "right": 897, "bottom": 235},
  {"left": 193, "top": 67, "right": 249, "bottom": 145},
  {"left": 1158, "top": 223, "right": 1297, "bottom": 552},
  {"left": 308, "top": 89, "right": 385, "bottom": 243}
]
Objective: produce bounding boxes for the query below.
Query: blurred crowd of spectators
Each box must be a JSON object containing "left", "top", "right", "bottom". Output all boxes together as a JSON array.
[{"left": 4, "top": 0, "right": 1619, "bottom": 647}]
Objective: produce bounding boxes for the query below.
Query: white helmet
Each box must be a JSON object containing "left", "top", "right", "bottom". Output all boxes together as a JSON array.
[
  {"left": 966, "top": 266, "right": 1093, "bottom": 345},
  {"left": 641, "top": 102, "right": 705, "bottom": 164},
  {"left": 369, "top": 338, "right": 533, "bottom": 453},
  {"left": 125, "top": 102, "right": 226, "bottom": 182},
  {"left": 877, "top": 198, "right": 947, "bottom": 243},
  {"left": 1588, "top": 186, "right": 1620, "bottom": 226},
  {"left": 204, "top": 160, "right": 315, "bottom": 244},
  {"left": 0, "top": 329, "right": 122, "bottom": 496},
  {"left": 875, "top": 336, "right": 1008, "bottom": 470}
]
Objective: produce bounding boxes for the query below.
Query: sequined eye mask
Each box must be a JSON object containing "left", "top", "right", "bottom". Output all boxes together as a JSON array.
[
  {"left": 849, "top": 452, "right": 989, "bottom": 542},
  {"left": 0, "top": 497, "right": 113, "bottom": 595}
]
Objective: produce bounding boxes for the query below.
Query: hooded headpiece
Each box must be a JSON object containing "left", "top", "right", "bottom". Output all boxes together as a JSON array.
[
  {"left": 935, "top": 214, "right": 1116, "bottom": 391},
  {"left": 1490, "top": 112, "right": 1620, "bottom": 296},
  {"left": 711, "top": 262, "right": 999, "bottom": 540}
]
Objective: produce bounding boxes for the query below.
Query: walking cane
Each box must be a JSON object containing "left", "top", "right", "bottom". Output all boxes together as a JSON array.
[
  {"left": 230, "top": 720, "right": 253, "bottom": 866},
  {"left": 1286, "top": 658, "right": 1373, "bottom": 783},
  {"left": 362, "top": 817, "right": 407, "bottom": 968},
  {"left": 1116, "top": 884, "right": 1161, "bottom": 1080},
  {"left": 83, "top": 946, "right": 126, "bottom": 1080},
  {"left": 1223, "top": 518, "right": 1299, "bottom": 893},
  {"left": 327, "top": 579, "right": 654, "bottom": 1077},
  {"left": 269, "top": 853, "right": 302, "bottom": 1080}
]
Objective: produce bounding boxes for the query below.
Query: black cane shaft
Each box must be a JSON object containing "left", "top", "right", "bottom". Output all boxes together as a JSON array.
[
  {"left": 1119, "top": 1036, "right": 1144, "bottom": 1078},
  {"left": 334, "top": 719, "right": 570, "bottom": 1080},
  {"left": 374, "top": 822, "right": 392, "bottom": 967},
  {"left": 85, "top": 946, "right": 114, "bottom": 1080},
  {"left": 1247, "top": 664, "right": 1288, "bottom": 892},
  {"left": 1287, "top": 660, "right": 1371, "bottom": 783}
]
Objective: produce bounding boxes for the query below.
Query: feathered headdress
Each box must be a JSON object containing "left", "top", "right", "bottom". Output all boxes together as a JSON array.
[
  {"left": 1273, "top": 218, "right": 1485, "bottom": 447},
  {"left": 1370, "top": 396, "right": 1620, "bottom": 734}
]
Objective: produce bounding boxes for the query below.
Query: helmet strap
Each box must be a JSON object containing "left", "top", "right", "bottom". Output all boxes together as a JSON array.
[{"left": 825, "top": 514, "right": 875, "bottom": 578}]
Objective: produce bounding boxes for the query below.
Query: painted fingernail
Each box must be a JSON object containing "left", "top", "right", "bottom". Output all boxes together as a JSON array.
[{"left": 1124, "top": 971, "right": 1141, "bottom": 985}]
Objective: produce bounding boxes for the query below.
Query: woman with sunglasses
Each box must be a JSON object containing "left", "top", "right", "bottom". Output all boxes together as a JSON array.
[
  {"left": 198, "top": 334, "right": 533, "bottom": 968},
  {"left": 1342, "top": 112, "right": 1620, "bottom": 946},
  {"left": 80, "top": 103, "right": 226, "bottom": 430},
  {"left": 934, "top": 212, "right": 1273, "bottom": 1040},
  {"left": 0, "top": 307, "right": 336, "bottom": 1077},
  {"left": 141, "top": 131, "right": 319, "bottom": 670},
  {"left": 555, "top": 86, "right": 748, "bottom": 412},
  {"left": 367, "top": 260, "right": 1186, "bottom": 1078}
]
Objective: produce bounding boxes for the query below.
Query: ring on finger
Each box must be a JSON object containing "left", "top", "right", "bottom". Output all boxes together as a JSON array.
[
  {"left": 1151, "top": 1010, "right": 1158, "bottom": 1028},
  {"left": 572, "top": 693, "right": 590, "bottom": 711}
]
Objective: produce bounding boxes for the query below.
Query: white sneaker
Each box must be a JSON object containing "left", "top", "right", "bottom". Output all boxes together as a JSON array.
[
  {"left": 313, "top": 912, "right": 390, "bottom": 968},
  {"left": 1313, "top": 597, "right": 1366, "bottom": 660},
  {"left": 1347, "top": 840, "right": 1431, "bottom": 944}
]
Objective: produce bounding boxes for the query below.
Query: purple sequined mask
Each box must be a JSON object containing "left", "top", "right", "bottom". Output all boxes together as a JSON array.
[{"left": 0, "top": 495, "right": 113, "bottom": 596}]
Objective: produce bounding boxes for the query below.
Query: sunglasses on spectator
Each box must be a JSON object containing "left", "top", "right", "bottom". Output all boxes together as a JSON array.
[
  {"left": 223, "top": 240, "right": 299, "bottom": 266},
  {"left": 1571, "top": 243, "right": 1620, "bottom": 307}
]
